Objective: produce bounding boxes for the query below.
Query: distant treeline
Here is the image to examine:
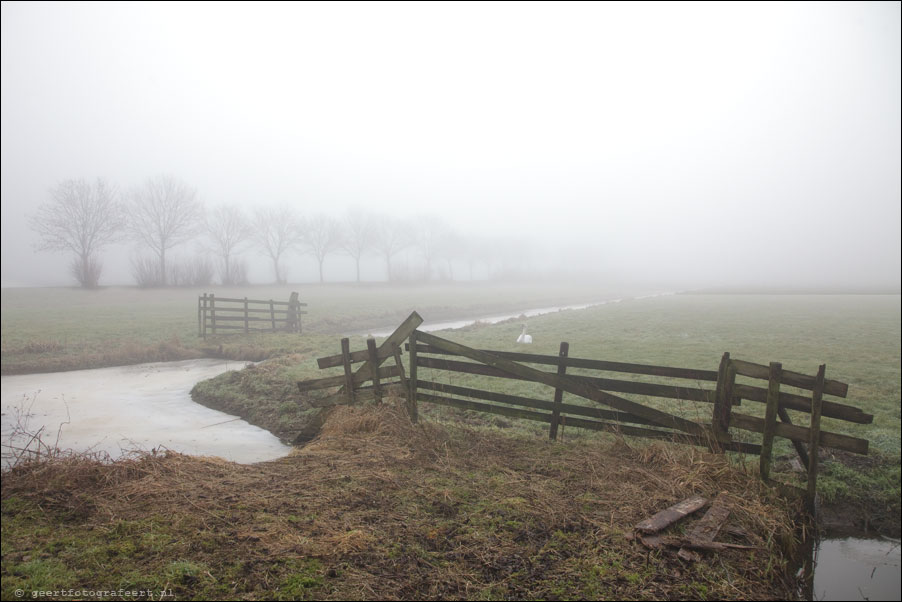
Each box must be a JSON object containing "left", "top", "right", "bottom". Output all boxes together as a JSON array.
[{"left": 30, "top": 175, "right": 535, "bottom": 288}]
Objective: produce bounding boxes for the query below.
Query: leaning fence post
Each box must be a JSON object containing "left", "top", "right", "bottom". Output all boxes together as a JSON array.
[
  {"left": 270, "top": 300, "right": 276, "bottom": 332},
  {"left": 210, "top": 294, "right": 217, "bottom": 335},
  {"left": 392, "top": 342, "right": 409, "bottom": 396},
  {"left": 341, "top": 337, "right": 355, "bottom": 404},
  {"left": 408, "top": 330, "right": 419, "bottom": 423},
  {"left": 549, "top": 341, "right": 570, "bottom": 441},
  {"left": 807, "top": 364, "right": 827, "bottom": 512},
  {"left": 367, "top": 338, "right": 382, "bottom": 404},
  {"left": 759, "top": 361, "right": 783, "bottom": 480},
  {"left": 712, "top": 352, "right": 735, "bottom": 449}
]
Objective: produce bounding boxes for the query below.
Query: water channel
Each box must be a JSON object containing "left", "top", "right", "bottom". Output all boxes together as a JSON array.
[{"left": 1, "top": 359, "right": 292, "bottom": 467}]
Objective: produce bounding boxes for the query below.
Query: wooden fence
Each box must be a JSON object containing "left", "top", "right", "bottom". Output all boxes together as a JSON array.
[
  {"left": 198, "top": 292, "right": 307, "bottom": 337},
  {"left": 297, "top": 312, "right": 873, "bottom": 507}
]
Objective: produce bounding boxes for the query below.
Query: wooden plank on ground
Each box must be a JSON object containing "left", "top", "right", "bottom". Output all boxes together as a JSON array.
[
  {"left": 687, "top": 495, "right": 731, "bottom": 542},
  {"left": 635, "top": 495, "right": 708, "bottom": 534}
]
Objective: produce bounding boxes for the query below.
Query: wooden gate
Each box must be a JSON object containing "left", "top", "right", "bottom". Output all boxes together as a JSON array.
[{"left": 198, "top": 292, "right": 307, "bottom": 337}]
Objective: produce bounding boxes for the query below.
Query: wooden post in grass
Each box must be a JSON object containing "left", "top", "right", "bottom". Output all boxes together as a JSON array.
[
  {"left": 341, "top": 337, "right": 355, "bottom": 404},
  {"left": 392, "top": 342, "right": 409, "bottom": 396},
  {"left": 408, "top": 330, "right": 419, "bottom": 423},
  {"left": 807, "top": 364, "right": 827, "bottom": 511},
  {"left": 759, "top": 361, "right": 782, "bottom": 480},
  {"left": 198, "top": 294, "right": 204, "bottom": 338},
  {"left": 367, "top": 338, "right": 382, "bottom": 403},
  {"left": 210, "top": 294, "right": 217, "bottom": 335},
  {"left": 549, "top": 341, "right": 570, "bottom": 441},
  {"left": 712, "top": 352, "right": 735, "bottom": 449},
  {"left": 270, "top": 299, "right": 276, "bottom": 331},
  {"left": 244, "top": 297, "right": 249, "bottom": 334},
  {"left": 287, "top": 292, "right": 300, "bottom": 332}
]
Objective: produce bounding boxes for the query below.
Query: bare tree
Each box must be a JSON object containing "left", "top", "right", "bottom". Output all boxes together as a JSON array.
[
  {"left": 302, "top": 214, "right": 343, "bottom": 284},
  {"left": 340, "top": 210, "right": 374, "bottom": 283},
  {"left": 30, "top": 178, "right": 124, "bottom": 288},
  {"left": 372, "top": 215, "right": 410, "bottom": 282},
  {"left": 206, "top": 205, "right": 251, "bottom": 285},
  {"left": 128, "top": 175, "right": 203, "bottom": 286},
  {"left": 414, "top": 214, "right": 454, "bottom": 281},
  {"left": 253, "top": 206, "right": 302, "bottom": 284}
]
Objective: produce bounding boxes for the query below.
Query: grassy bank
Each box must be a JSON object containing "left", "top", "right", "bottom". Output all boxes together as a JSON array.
[{"left": 3, "top": 403, "right": 802, "bottom": 601}]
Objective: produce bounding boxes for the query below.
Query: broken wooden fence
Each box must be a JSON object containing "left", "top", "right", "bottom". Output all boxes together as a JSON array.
[
  {"left": 297, "top": 312, "right": 873, "bottom": 506},
  {"left": 198, "top": 292, "right": 307, "bottom": 337}
]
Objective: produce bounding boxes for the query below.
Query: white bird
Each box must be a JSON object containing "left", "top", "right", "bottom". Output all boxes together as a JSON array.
[{"left": 517, "top": 324, "right": 533, "bottom": 344}]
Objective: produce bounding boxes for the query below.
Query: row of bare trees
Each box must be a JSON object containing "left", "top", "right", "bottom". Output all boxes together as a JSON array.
[{"left": 30, "top": 175, "right": 522, "bottom": 288}]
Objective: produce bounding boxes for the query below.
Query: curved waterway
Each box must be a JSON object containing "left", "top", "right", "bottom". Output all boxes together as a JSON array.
[
  {"left": 1, "top": 359, "right": 292, "bottom": 467},
  {"left": 363, "top": 292, "right": 677, "bottom": 338}
]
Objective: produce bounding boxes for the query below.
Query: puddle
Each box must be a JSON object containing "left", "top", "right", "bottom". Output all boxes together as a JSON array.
[
  {"left": 1, "top": 359, "right": 292, "bottom": 466},
  {"left": 807, "top": 535, "right": 901, "bottom": 601}
]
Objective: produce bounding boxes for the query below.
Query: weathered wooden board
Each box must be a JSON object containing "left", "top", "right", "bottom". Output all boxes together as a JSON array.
[
  {"left": 687, "top": 495, "right": 731, "bottom": 542},
  {"left": 410, "top": 343, "right": 719, "bottom": 381},
  {"left": 417, "top": 331, "right": 711, "bottom": 437},
  {"left": 731, "top": 359, "right": 847, "bottom": 397},
  {"left": 729, "top": 412, "right": 868, "bottom": 455},
  {"left": 635, "top": 495, "right": 708, "bottom": 534}
]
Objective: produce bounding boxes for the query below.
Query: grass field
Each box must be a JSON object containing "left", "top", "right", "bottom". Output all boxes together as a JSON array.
[
  {"left": 2, "top": 285, "right": 900, "bottom": 599},
  {"left": 0, "top": 282, "right": 631, "bottom": 374}
]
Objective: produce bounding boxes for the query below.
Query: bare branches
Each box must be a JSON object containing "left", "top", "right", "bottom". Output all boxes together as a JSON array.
[
  {"left": 206, "top": 205, "right": 251, "bottom": 285},
  {"left": 303, "top": 214, "right": 343, "bottom": 284},
  {"left": 30, "top": 178, "right": 124, "bottom": 288},
  {"left": 253, "top": 206, "right": 302, "bottom": 284},
  {"left": 340, "top": 210, "right": 375, "bottom": 283},
  {"left": 128, "top": 175, "right": 203, "bottom": 286},
  {"left": 372, "top": 215, "right": 411, "bottom": 281}
]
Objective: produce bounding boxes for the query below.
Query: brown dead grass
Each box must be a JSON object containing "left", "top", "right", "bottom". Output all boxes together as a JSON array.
[{"left": 2, "top": 400, "right": 804, "bottom": 600}]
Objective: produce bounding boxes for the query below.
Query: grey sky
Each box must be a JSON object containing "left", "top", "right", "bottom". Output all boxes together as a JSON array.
[{"left": 2, "top": 1, "right": 900, "bottom": 287}]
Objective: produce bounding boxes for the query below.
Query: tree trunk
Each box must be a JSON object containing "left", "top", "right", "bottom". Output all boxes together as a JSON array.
[
  {"left": 272, "top": 256, "right": 282, "bottom": 285},
  {"left": 160, "top": 247, "right": 167, "bottom": 287},
  {"left": 318, "top": 258, "right": 325, "bottom": 284}
]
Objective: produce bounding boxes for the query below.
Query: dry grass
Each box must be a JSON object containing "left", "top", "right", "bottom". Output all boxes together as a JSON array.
[{"left": 3, "top": 401, "right": 803, "bottom": 600}]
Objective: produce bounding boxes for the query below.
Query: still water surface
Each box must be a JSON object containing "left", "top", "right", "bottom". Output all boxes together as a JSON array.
[{"left": 1, "top": 359, "right": 292, "bottom": 466}]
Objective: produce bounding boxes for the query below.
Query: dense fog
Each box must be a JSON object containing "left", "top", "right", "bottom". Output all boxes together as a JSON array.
[{"left": 2, "top": 2, "right": 899, "bottom": 289}]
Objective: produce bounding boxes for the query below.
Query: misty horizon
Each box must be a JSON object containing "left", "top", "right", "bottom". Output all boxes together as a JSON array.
[{"left": 2, "top": 2, "right": 900, "bottom": 290}]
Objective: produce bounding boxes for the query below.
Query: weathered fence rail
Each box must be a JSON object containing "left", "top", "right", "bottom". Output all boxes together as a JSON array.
[
  {"left": 296, "top": 312, "right": 873, "bottom": 507},
  {"left": 198, "top": 292, "right": 307, "bottom": 337}
]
